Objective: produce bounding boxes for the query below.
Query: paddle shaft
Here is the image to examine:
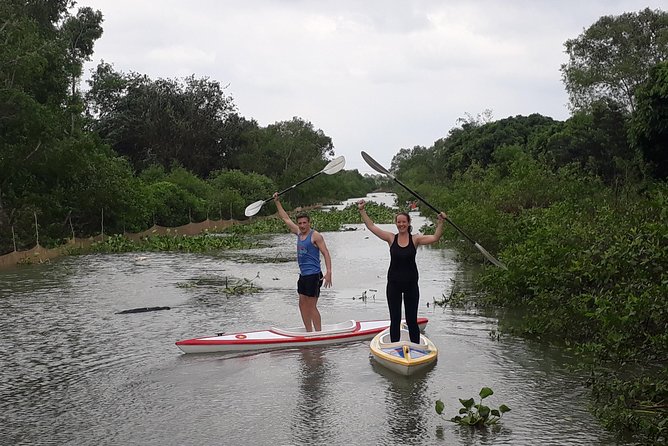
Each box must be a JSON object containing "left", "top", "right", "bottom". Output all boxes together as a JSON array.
[
  {"left": 245, "top": 156, "right": 345, "bottom": 216},
  {"left": 265, "top": 170, "right": 324, "bottom": 204},
  {"left": 391, "top": 176, "right": 477, "bottom": 246}
]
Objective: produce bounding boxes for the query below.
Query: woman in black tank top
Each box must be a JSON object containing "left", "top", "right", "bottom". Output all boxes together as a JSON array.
[
  {"left": 358, "top": 200, "right": 446, "bottom": 343},
  {"left": 388, "top": 233, "right": 419, "bottom": 283}
]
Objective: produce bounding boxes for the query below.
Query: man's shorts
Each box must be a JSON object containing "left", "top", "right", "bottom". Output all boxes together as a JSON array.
[{"left": 297, "top": 272, "right": 324, "bottom": 298}]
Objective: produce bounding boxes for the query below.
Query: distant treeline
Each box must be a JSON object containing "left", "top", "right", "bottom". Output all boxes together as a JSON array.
[{"left": 0, "top": 0, "right": 380, "bottom": 255}]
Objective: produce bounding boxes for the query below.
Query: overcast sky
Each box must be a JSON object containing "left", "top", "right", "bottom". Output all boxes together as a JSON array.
[{"left": 79, "top": 1, "right": 665, "bottom": 173}]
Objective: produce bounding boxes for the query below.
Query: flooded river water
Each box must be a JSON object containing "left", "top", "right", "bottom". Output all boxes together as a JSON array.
[{"left": 0, "top": 194, "right": 627, "bottom": 445}]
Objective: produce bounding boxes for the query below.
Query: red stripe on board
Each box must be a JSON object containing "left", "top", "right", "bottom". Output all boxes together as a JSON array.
[{"left": 176, "top": 318, "right": 428, "bottom": 346}]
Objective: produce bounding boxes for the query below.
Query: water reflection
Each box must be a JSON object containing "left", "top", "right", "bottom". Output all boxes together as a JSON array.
[
  {"left": 371, "top": 360, "right": 433, "bottom": 445},
  {"left": 291, "top": 348, "right": 334, "bottom": 444},
  {"left": 439, "top": 422, "right": 513, "bottom": 446}
]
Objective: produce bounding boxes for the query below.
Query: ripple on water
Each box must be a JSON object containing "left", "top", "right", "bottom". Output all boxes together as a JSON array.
[{"left": 0, "top": 200, "right": 629, "bottom": 445}]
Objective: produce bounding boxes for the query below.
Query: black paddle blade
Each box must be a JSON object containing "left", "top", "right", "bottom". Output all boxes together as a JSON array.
[
  {"left": 474, "top": 243, "right": 508, "bottom": 270},
  {"left": 361, "top": 151, "right": 393, "bottom": 177}
]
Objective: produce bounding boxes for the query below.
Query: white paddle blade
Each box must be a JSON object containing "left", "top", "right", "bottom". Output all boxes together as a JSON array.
[
  {"left": 244, "top": 200, "right": 265, "bottom": 217},
  {"left": 323, "top": 156, "right": 346, "bottom": 175}
]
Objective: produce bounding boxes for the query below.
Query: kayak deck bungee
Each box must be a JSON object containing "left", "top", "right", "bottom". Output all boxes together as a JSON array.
[
  {"left": 369, "top": 326, "right": 438, "bottom": 376},
  {"left": 176, "top": 317, "right": 429, "bottom": 354}
]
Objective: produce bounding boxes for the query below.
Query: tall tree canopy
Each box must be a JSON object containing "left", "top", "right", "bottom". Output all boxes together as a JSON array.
[
  {"left": 533, "top": 99, "right": 637, "bottom": 183},
  {"left": 561, "top": 8, "right": 668, "bottom": 112},
  {"left": 237, "top": 117, "right": 335, "bottom": 205},
  {"left": 629, "top": 61, "right": 668, "bottom": 179},
  {"left": 0, "top": 0, "right": 141, "bottom": 252},
  {"left": 428, "top": 114, "right": 559, "bottom": 181},
  {"left": 0, "top": 1, "right": 375, "bottom": 253},
  {"left": 86, "top": 64, "right": 238, "bottom": 176}
]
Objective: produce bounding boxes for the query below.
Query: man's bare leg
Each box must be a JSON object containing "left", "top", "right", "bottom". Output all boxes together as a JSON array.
[
  {"left": 310, "top": 298, "right": 321, "bottom": 331},
  {"left": 298, "top": 294, "right": 321, "bottom": 331},
  {"left": 299, "top": 294, "right": 313, "bottom": 331}
]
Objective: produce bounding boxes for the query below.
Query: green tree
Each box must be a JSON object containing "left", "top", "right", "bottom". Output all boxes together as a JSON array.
[
  {"left": 534, "top": 100, "right": 640, "bottom": 184},
  {"left": 209, "top": 169, "right": 275, "bottom": 217},
  {"left": 0, "top": 0, "right": 69, "bottom": 213},
  {"left": 431, "top": 114, "right": 558, "bottom": 181},
  {"left": 86, "top": 64, "right": 238, "bottom": 176},
  {"left": 62, "top": 7, "right": 104, "bottom": 93},
  {"left": 317, "top": 169, "right": 376, "bottom": 202},
  {"left": 61, "top": 6, "right": 103, "bottom": 134},
  {"left": 219, "top": 113, "right": 260, "bottom": 171},
  {"left": 0, "top": 0, "right": 117, "bottom": 252},
  {"left": 238, "top": 117, "right": 334, "bottom": 177},
  {"left": 146, "top": 181, "right": 204, "bottom": 227},
  {"left": 561, "top": 8, "right": 668, "bottom": 112},
  {"left": 629, "top": 61, "right": 668, "bottom": 179},
  {"left": 236, "top": 117, "right": 336, "bottom": 206}
]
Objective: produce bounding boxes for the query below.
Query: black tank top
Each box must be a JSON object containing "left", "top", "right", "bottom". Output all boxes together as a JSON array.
[{"left": 388, "top": 234, "right": 418, "bottom": 283}]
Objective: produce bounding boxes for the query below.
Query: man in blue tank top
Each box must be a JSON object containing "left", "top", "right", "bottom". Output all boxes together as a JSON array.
[{"left": 274, "top": 193, "right": 332, "bottom": 332}]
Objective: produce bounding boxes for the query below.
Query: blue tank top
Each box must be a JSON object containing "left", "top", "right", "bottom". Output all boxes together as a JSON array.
[{"left": 297, "top": 230, "right": 321, "bottom": 275}]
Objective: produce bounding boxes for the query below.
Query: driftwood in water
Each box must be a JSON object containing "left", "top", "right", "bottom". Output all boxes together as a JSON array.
[{"left": 116, "top": 306, "right": 171, "bottom": 314}]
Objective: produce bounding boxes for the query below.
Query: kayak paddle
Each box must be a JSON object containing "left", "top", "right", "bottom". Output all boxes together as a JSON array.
[
  {"left": 361, "top": 150, "right": 507, "bottom": 270},
  {"left": 244, "top": 155, "right": 346, "bottom": 217}
]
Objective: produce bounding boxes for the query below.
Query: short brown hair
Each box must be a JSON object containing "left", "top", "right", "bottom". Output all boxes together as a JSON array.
[{"left": 296, "top": 212, "right": 310, "bottom": 222}]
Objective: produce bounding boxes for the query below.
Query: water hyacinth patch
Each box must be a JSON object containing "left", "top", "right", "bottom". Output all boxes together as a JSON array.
[{"left": 436, "top": 387, "right": 511, "bottom": 428}]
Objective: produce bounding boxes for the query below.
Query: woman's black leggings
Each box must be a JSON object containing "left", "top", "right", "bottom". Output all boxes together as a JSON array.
[{"left": 386, "top": 280, "right": 420, "bottom": 343}]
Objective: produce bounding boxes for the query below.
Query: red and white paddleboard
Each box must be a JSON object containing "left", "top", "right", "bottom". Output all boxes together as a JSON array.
[{"left": 176, "top": 317, "right": 429, "bottom": 354}]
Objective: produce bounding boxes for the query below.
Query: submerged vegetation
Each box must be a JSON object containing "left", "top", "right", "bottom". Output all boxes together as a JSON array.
[
  {"left": 225, "top": 202, "right": 396, "bottom": 236},
  {"left": 177, "top": 275, "right": 262, "bottom": 296},
  {"left": 80, "top": 233, "right": 260, "bottom": 254}
]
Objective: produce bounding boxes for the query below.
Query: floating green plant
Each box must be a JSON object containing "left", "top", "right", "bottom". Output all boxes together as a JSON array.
[
  {"left": 436, "top": 387, "right": 511, "bottom": 428},
  {"left": 224, "top": 203, "right": 396, "bottom": 236},
  {"left": 177, "top": 274, "right": 262, "bottom": 296},
  {"left": 220, "top": 276, "right": 262, "bottom": 295},
  {"left": 89, "top": 233, "right": 258, "bottom": 253}
]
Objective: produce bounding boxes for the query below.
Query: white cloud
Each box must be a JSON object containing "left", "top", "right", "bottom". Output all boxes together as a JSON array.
[
  {"left": 79, "top": 0, "right": 665, "bottom": 172},
  {"left": 147, "top": 45, "right": 215, "bottom": 65}
]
